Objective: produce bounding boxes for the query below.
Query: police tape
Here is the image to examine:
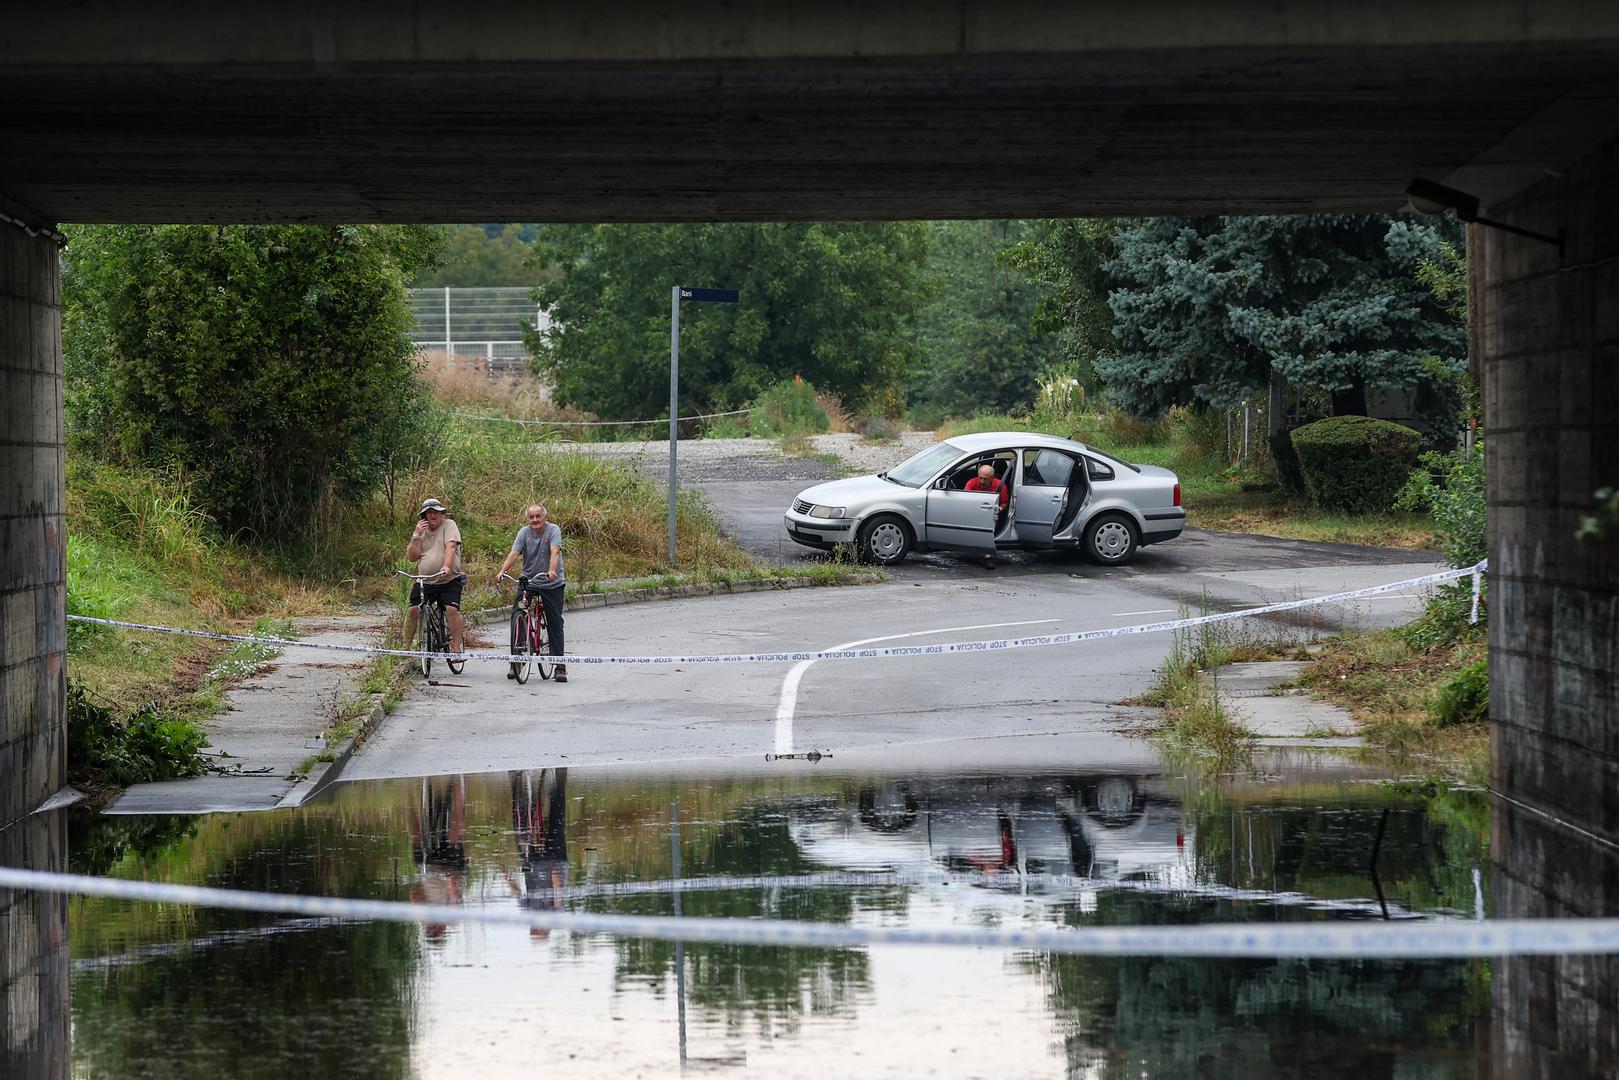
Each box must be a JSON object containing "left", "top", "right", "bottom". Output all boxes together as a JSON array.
[
  {"left": 518, "top": 869, "right": 1434, "bottom": 920},
  {"left": 65, "top": 559, "right": 1487, "bottom": 668},
  {"left": 3, "top": 864, "right": 1612, "bottom": 958}
]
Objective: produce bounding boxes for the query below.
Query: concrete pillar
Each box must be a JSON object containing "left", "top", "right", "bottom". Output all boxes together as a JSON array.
[
  {"left": 1477, "top": 137, "right": 1619, "bottom": 1074},
  {"left": 0, "top": 809, "right": 69, "bottom": 1079},
  {"left": 0, "top": 205, "right": 65, "bottom": 830}
]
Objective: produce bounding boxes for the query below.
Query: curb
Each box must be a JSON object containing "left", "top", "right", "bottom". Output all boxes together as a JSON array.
[
  {"left": 277, "top": 693, "right": 389, "bottom": 809},
  {"left": 466, "top": 572, "right": 881, "bottom": 627}
]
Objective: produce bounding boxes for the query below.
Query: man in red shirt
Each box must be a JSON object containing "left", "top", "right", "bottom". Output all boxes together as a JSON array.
[{"left": 964, "top": 463, "right": 1008, "bottom": 568}]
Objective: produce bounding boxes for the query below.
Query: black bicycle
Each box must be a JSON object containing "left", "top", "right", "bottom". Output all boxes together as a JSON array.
[
  {"left": 500, "top": 572, "right": 553, "bottom": 684},
  {"left": 397, "top": 570, "right": 466, "bottom": 677}
]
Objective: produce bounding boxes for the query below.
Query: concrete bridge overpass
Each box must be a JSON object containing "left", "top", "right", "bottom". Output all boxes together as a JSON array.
[{"left": 2, "top": 4, "right": 1617, "bottom": 1071}]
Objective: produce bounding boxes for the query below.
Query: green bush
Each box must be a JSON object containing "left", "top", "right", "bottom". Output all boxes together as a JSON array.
[
  {"left": 1397, "top": 441, "right": 1485, "bottom": 567},
  {"left": 1431, "top": 658, "right": 1489, "bottom": 727},
  {"left": 748, "top": 378, "right": 831, "bottom": 438},
  {"left": 1290, "top": 415, "right": 1423, "bottom": 513},
  {"left": 67, "top": 682, "right": 209, "bottom": 787}
]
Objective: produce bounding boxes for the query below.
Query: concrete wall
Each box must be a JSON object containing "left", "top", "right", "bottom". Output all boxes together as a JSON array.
[
  {"left": 1480, "top": 137, "right": 1619, "bottom": 1075},
  {"left": 0, "top": 809, "right": 69, "bottom": 1080},
  {"left": 0, "top": 215, "right": 65, "bottom": 830}
]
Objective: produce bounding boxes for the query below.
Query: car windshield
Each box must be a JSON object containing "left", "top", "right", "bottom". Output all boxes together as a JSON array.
[{"left": 884, "top": 442, "right": 963, "bottom": 487}]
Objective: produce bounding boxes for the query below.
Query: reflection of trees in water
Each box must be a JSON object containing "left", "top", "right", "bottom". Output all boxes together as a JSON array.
[
  {"left": 71, "top": 921, "right": 421, "bottom": 1080},
  {"left": 1032, "top": 910, "right": 1480, "bottom": 1080},
  {"left": 67, "top": 803, "right": 428, "bottom": 1078},
  {"left": 1027, "top": 788, "right": 1492, "bottom": 1080},
  {"left": 607, "top": 804, "right": 875, "bottom": 1032}
]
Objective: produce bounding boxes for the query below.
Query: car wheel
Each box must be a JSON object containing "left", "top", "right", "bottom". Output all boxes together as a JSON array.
[
  {"left": 1083, "top": 513, "right": 1138, "bottom": 566},
  {"left": 858, "top": 514, "right": 912, "bottom": 565}
]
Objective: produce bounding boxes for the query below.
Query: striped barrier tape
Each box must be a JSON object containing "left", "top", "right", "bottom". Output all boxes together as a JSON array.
[
  {"left": 454, "top": 407, "right": 752, "bottom": 428},
  {"left": 1, "top": 865, "right": 1610, "bottom": 958},
  {"left": 65, "top": 559, "right": 1488, "bottom": 668}
]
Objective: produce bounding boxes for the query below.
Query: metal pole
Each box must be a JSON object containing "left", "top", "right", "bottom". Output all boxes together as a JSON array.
[
  {"left": 1241, "top": 405, "right": 1250, "bottom": 463},
  {"left": 443, "top": 286, "right": 452, "bottom": 363},
  {"left": 671, "top": 800, "right": 687, "bottom": 1066},
  {"left": 669, "top": 286, "right": 681, "bottom": 566}
]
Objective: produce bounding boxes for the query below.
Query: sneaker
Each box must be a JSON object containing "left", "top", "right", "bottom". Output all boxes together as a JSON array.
[
  {"left": 553, "top": 664, "right": 568, "bottom": 683},
  {"left": 983, "top": 555, "right": 996, "bottom": 570},
  {"left": 507, "top": 665, "right": 518, "bottom": 680}
]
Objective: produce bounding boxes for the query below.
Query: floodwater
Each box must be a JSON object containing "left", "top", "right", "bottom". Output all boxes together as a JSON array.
[{"left": 0, "top": 737, "right": 1524, "bottom": 1078}]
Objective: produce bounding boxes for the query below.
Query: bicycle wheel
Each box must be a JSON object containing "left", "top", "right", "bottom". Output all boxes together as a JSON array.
[
  {"left": 423, "top": 603, "right": 446, "bottom": 678},
  {"left": 533, "top": 610, "right": 554, "bottom": 681},
  {"left": 510, "top": 610, "right": 532, "bottom": 685}
]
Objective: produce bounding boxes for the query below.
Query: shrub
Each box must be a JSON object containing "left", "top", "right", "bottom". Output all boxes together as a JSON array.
[
  {"left": 66, "top": 682, "right": 209, "bottom": 787},
  {"left": 1431, "top": 658, "right": 1489, "bottom": 727},
  {"left": 748, "top": 378, "right": 831, "bottom": 438},
  {"left": 1290, "top": 415, "right": 1423, "bottom": 513},
  {"left": 1397, "top": 440, "right": 1485, "bottom": 567},
  {"left": 854, "top": 415, "right": 899, "bottom": 443}
]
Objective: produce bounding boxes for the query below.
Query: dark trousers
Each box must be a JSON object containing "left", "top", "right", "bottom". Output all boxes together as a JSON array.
[{"left": 533, "top": 586, "right": 565, "bottom": 657}]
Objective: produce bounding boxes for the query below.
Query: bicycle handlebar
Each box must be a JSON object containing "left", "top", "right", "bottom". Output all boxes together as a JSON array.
[{"left": 395, "top": 569, "right": 457, "bottom": 582}]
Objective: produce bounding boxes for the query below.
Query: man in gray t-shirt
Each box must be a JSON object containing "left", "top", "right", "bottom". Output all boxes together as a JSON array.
[{"left": 493, "top": 504, "right": 569, "bottom": 681}]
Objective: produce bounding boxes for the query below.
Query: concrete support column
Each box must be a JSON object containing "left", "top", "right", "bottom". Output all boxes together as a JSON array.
[
  {"left": 0, "top": 207, "right": 65, "bottom": 830},
  {"left": 1478, "top": 138, "right": 1619, "bottom": 1074}
]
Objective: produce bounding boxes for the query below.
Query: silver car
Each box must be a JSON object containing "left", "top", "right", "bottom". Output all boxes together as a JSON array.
[{"left": 783, "top": 431, "right": 1183, "bottom": 566}]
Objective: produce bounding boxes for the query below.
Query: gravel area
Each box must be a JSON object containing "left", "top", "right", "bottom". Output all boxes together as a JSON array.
[
  {"left": 806, "top": 431, "right": 936, "bottom": 475},
  {"left": 552, "top": 431, "right": 936, "bottom": 483}
]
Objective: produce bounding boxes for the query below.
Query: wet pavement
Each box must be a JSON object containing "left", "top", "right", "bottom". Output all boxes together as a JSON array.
[{"left": 1, "top": 735, "right": 1530, "bottom": 1079}]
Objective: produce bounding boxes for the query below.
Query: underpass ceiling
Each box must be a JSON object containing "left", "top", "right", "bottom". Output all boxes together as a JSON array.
[{"left": 6, "top": 46, "right": 1619, "bottom": 223}]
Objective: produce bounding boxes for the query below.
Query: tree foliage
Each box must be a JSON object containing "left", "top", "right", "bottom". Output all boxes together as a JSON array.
[
  {"left": 999, "top": 218, "right": 1120, "bottom": 391},
  {"left": 525, "top": 222, "right": 931, "bottom": 419},
  {"left": 909, "top": 220, "right": 1052, "bottom": 416},
  {"left": 411, "top": 223, "right": 551, "bottom": 288},
  {"left": 63, "top": 224, "right": 441, "bottom": 539},
  {"left": 1096, "top": 216, "right": 1466, "bottom": 421}
]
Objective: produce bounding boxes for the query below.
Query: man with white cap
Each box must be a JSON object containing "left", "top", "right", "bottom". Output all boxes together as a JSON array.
[{"left": 405, "top": 497, "right": 466, "bottom": 657}]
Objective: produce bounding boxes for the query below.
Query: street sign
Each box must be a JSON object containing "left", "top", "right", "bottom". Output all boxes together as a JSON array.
[{"left": 678, "top": 287, "right": 739, "bottom": 303}]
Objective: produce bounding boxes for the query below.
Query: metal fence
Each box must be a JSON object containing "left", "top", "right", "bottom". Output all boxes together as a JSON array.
[{"left": 408, "top": 286, "right": 550, "bottom": 376}]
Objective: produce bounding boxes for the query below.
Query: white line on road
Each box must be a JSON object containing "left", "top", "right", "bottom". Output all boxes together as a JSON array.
[
  {"left": 774, "top": 619, "right": 1058, "bottom": 755},
  {"left": 1109, "top": 608, "right": 1177, "bottom": 617}
]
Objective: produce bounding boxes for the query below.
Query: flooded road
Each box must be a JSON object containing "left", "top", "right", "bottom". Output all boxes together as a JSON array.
[{"left": 2, "top": 736, "right": 1523, "bottom": 1078}]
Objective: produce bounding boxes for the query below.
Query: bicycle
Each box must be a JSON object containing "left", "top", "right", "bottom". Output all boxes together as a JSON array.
[
  {"left": 397, "top": 570, "right": 466, "bottom": 677},
  {"left": 499, "top": 572, "right": 553, "bottom": 684}
]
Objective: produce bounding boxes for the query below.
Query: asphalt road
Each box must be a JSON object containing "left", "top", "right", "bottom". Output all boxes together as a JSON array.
[{"left": 345, "top": 471, "right": 1442, "bottom": 781}]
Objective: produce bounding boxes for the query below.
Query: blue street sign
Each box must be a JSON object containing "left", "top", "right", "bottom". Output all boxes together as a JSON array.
[{"left": 678, "top": 287, "right": 739, "bottom": 303}]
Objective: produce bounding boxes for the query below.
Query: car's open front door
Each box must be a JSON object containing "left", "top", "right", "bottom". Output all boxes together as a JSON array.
[{"left": 924, "top": 488, "right": 998, "bottom": 553}]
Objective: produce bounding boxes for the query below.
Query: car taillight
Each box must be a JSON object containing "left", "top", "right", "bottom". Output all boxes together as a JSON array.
[{"left": 1173, "top": 483, "right": 1181, "bottom": 507}]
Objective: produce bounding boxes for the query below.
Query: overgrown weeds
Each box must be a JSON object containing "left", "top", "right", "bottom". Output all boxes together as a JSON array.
[{"left": 1138, "top": 594, "right": 1252, "bottom": 766}]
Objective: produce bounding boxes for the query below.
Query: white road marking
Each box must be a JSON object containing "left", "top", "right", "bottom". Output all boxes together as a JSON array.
[
  {"left": 1109, "top": 608, "right": 1177, "bottom": 617},
  {"left": 773, "top": 619, "right": 1058, "bottom": 755}
]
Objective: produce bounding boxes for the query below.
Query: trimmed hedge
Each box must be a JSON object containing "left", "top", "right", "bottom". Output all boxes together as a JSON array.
[{"left": 1290, "top": 416, "right": 1423, "bottom": 513}]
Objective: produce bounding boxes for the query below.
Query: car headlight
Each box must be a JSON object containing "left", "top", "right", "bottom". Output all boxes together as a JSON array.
[{"left": 808, "top": 504, "right": 846, "bottom": 519}]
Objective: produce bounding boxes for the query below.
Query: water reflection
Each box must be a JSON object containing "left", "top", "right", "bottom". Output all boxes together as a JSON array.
[
  {"left": 0, "top": 808, "right": 69, "bottom": 1080},
  {"left": 5, "top": 740, "right": 1611, "bottom": 1076}
]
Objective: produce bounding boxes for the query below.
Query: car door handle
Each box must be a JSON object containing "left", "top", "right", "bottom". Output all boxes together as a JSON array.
[
  {"left": 1050, "top": 495, "right": 1063, "bottom": 503},
  {"left": 979, "top": 502, "right": 996, "bottom": 511}
]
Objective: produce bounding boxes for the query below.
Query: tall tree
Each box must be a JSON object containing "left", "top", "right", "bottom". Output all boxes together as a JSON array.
[
  {"left": 63, "top": 224, "right": 441, "bottom": 539},
  {"left": 525, "top": 222, "right": 931, "bottom": 419},
  {"left": 1000, "top": 218, "right": 1121, "bottom": 394},
  {"left": 909, "top": 220, "right": 1052, "bottom": 417},
  {"left": 1095, "top": 215, "right": 1465, "bottom": 424}
]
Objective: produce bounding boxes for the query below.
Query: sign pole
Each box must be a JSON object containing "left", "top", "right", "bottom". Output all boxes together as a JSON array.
[
  {"left": 667, "top": 286, "right": 739, "bottom": 567},
  {"left": 668, "top": 286, "right": 681, "bottom": 565}
]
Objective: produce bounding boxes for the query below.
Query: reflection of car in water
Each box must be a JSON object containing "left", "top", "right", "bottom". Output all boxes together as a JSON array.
[{"left": 794, "top": 772, "right": 1189, "bottom": 885}]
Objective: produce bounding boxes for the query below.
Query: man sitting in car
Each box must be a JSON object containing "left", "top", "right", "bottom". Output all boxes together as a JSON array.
[{"left": 964, "top": 462, "right": 1009, "bottom": 568}]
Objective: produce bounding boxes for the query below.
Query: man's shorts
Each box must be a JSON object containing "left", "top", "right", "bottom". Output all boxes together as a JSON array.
[{"left": 410, "top": 576, "right": 465, "bottom": 610}]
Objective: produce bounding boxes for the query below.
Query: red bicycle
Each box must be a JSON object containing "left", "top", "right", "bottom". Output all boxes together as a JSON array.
[{"left": 500, "top": 572, "right": 553, "bottom": 684}]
